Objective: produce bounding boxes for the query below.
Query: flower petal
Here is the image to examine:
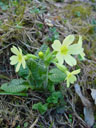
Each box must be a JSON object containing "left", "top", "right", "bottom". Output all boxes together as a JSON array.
[
  {"left": 22, "top": 57, "right": 26, "bottom": 69},
  {"left": 80, "top": 52, "right": 85, "bottom": 60},
  {"left": 10, "top": 55, "right": 17, "bottom": 60},
  {"left": 10, "top": 60, "right": 18, "bottom": 65},
  {"left": 69, "top": 75, "right": 76, "bottom": 83},
  {"left": 77, "top": 36, "right": 86, "bottom": 59},
  {"left": 18, "top": 47, "right": 22, "bottom": 55},
  {"left": 71, "top": 69, "right": 80, "bottom": 75},
  {"left": 78, "top": 35, "right": 82, "bottom": 47},
  {"left": 63, "top": 35, "right": 75, "bottom": 46},
  {"left": 16, "top": 63, "right": 21, "bottom": 72},
  {"left": 67, "top": 79, "right": 70, "bottom": 88},
  {"left": 56, "top": 52, "right": 64, "bottom": 64},
  {"left": 10, "top": 56, "right": 18, "bottom": 65},
  {"left": 52, "top": 40, "right": 61, "bottom": 51},
  {"left": 64, "top": 55, "right": 77, "bottom": 66},
  {"left": 11, "top": 46, "right": 19, "bottom": 55},
  {"left": 68, "top": 44, "right": 83, "bottom": 55}
]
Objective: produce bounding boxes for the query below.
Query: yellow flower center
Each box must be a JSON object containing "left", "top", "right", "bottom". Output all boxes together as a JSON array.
[
  {"left": 68, "top": 73, "right": 72, "bottom": 79},
  {"left": 60, "top": 45, "right": 68, "bottom": 55},
  {"left": 18, "top": 53, "right": 22, "bottom": 62}
]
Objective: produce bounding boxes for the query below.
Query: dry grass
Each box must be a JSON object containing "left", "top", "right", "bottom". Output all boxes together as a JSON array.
[{"left": 0, "top": 0, "right": 96, "bottom": 127}]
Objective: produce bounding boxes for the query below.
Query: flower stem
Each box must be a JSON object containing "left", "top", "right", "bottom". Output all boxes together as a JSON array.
[{"left": 44, "top": 66, "right": 49, "bottom": 89}]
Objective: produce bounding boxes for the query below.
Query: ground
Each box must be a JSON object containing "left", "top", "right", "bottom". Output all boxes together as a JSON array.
[{"left": 0, "top": 0, "right": 96, "bottom": 128}]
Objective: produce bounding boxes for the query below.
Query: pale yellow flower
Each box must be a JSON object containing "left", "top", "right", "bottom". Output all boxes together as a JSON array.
[
  {"left": 52, "top": 35, "right": 83, "bottom": 66},
  {"left": 66, "top": 69, "right": 80, "bottom": 87},
  {"left": 10, "top": 46, "right": 26, "bottom": 72},
  {"left": 55, "top": 63, "right": 80, "bottom": 87}
]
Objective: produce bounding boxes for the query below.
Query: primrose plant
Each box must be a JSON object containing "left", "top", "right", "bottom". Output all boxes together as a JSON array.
[{"left": 0, "top": 35, "right": 85, "bottom": 113}]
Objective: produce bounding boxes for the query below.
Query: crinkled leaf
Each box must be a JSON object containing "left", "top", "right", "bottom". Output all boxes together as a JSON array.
[
  {"left": 32, "top": 102, "right": 47, "bottom": 114},
  {"left": 27, "top": 59, "right": 46, "bottom": 80},
  {"left": 1, "top": 79, "right": 27, "bottom": 93},
  {"left": 27, "top": 58, "right": 47, "bottom": 86},
  {"left": 49, "top": 68, "right": 66, "bottom": 83},
  {"left": 48, "top": 27, "right": 59, "bottom": 42},
  {"left": 47, "top": 91, "right": 62, "bottom": 104},
  {"left": 18, "top": 65, "right": 29, "bottom": 79},
  {"left": 47, "top": 80, "right": 55, "bottom": 92}
]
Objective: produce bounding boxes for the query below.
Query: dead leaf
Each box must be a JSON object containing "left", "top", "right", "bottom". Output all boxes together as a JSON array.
[
  {"left": 53, "top": 16, "right": 62, "bottom": 21},
  {"left": 12, "top": 115, "right": 19, "bottom": 128},
  {"left": 90, "top": 89, "right": 96, "bottom": 104},
  {"left": 84, "top": 107, "right": 94, "bottom": 128},
  {"left": 45, "top": 19, "right": 54, "bottom": 27},
  {"left": 75, "top": 84, "right": 91, "bottom": 107},
  {"left": 74, "top": 84, "right": 94, "bottom": 127}
]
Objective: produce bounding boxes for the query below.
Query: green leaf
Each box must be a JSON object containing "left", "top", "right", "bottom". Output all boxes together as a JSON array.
[
  {"left": 0, "top": 2, "right": 8, "bottom": 10},
  {"left": 37, "top": 23, "right": 43, "bottom": 30},
  {"left": 0, "top": 20, "right": 2, "bottom": 25},
  {"left": 35, "top": 43, "right": 48, "bottom": 66},
  {"left": 49, "top": 68, "right": 66, "bottom": 83},
  {"left": 78, "top": 55, "right": 84, "bottom": 61},
  {"left": 75, "top": 11, "right": 81, "bottom": 17},
  {"left": 32, "top": 102, "right": 47, "bottom": 114},
  {"left": 27, "top": 59, "right": 46, "bottom": 80},
  {"left": 48, "top": 80, "right": 55, "bottom": 92},
  {"left": 44, "top": 48, "right": 55, "bottom": 66},
  {"left": 91, "top": 19, "right": 96, "bottom": 32},
  {"left": 47, "top": 91, "right": 62, "bottom": 104},
  {"left": 9, "top": 78, "right": 25, "bottom": 85},
  {"left": 1, "top": 5, "right": 8, "bottom": 10},
  {"left": 30, "top": 8, "right": 40, "bottom": 14},
  {"left": 0, "top": 92, "right": 27, "bottom": 96},
  {"left": 24, "top": 122, "right": 28, "bottom": 128},
  {"left": 1, "top": 79, "right": 27, "bottom": 93},
  {"left": 18, "top": 65, "right": 29, "bottom": 79},
  {"left": 27, "top": 59, "right": 47, "bottom": 87},
  {"left": 47, "top": 27, "right": 59, "bottom": 42}
]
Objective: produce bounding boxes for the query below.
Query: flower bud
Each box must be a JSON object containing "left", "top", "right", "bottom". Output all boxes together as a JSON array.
[{"left": 38, "top": 51, "right": 44, "bottom": 58}]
